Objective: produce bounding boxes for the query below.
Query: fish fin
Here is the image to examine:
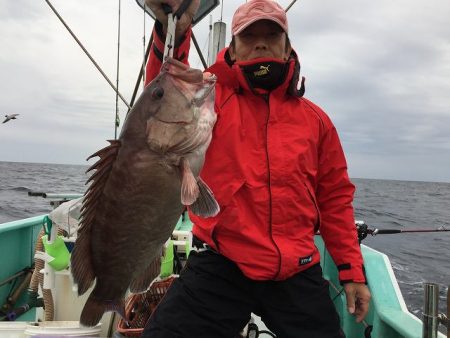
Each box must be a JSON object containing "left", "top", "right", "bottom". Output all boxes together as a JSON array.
[
  {"left": 180, "top": 158, "right": 199, "bottom": 205},
  {"left": 80, "top": 294, "right": 125, "bottom": 327},
  {"left": 71, "top": 140, "right": 121, "bottom": 295},
  {"left": 71, "top": 232, "right": 95, "bottom": 295},
  {"left": 129, "top": 256, "right": 162, "bottom": 293},
  {"left": 189, "top": 177, "right": 220, "bottom": 217}
]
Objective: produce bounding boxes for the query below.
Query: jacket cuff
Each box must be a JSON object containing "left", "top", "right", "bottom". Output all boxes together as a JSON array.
[
  {"left": 153, "top": 20, "right": 191, "bottom": 63},
  {"left": 338, "top": 263, "right": 367, "bottom": 285}
]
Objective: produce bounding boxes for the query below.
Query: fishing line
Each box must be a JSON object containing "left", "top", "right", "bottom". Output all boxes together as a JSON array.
[{"left": 332, "top": 287, "right": 344, "bottom": 302}]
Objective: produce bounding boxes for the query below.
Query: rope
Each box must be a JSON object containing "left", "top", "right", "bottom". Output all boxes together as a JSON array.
[
  {"left": 114, "top": 0, "right": 122, "bottom": 139},
  {"left": 43, "top": 0, "right": 131, "bottom": 110}
]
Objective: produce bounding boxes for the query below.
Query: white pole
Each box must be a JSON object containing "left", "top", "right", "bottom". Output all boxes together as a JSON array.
[
  {"left": 42, "top": 224, "right": 57, "bottom": 290},
  {"left": 209, "top": 22, "right": 226, "bottom": 66}
]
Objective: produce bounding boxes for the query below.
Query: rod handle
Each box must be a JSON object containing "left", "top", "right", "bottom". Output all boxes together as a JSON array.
[
  {"left": 28, "top": 191, "right": 47, "bottom": 197},
  {"left": 376, "top": 229, "right": 402, "bottom": 234}
]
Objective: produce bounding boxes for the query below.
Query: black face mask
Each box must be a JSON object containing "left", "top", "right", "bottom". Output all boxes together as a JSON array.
[{"left": 239, "top": 59, "right": 289, "bottom": 91}]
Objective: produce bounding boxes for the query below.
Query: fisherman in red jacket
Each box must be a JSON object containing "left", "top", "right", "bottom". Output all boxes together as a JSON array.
[{"left": 143, "top": 0, "right": 371, "bottom": 336}]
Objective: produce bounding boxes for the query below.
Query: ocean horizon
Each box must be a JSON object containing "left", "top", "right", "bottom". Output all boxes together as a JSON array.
[{"left": 2, "top": 160, "right": 450, "bottom": 185}]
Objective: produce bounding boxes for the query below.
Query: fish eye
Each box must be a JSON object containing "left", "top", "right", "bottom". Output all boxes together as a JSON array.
[{"left": 152, "top": 87, "right": 164, "bottom": 99}]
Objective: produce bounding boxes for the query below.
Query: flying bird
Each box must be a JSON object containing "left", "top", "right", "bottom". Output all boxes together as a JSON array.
[{"left": 2, "top": 114, "right": 19, "bottom": 124}]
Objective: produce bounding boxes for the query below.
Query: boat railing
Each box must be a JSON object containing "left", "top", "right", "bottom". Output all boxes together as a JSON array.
[
  {"left": 0, "top": 215, "right": 47, "bottom": 321},
  {"left": 1, "top": 214, "right": 448, "bottom": 337},
  {"left": 317, "top": 235, "right": 447, "bottom": 338},
  {"left": 423, "top": 282, "right": 449, "bottom": 338}
]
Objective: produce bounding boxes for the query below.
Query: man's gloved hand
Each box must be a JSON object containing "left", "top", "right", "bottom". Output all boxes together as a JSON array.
[{"left": 145, "top": 0, "right": 200, "bottom": 39}]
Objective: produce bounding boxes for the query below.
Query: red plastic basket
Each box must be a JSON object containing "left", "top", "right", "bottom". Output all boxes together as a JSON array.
[{"left": 117, "top": 276, "right": 177, "bottom": 337}]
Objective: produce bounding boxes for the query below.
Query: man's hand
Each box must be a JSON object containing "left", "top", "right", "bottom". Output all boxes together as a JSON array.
[
  {"left": 343, "top": 282, "right": 371, "bottom": 322},
  {"left": 145, "top": 0, "right": 200, "bottom": 39}
]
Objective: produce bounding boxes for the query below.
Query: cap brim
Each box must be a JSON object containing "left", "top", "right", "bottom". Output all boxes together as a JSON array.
[{"left": 233, "top": 16, "right": 288, "bottom": 35}]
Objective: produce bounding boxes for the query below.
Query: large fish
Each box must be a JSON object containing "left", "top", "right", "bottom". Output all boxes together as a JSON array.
[{"left": 71, "top": 58, "right": 219, "bottom": 326}]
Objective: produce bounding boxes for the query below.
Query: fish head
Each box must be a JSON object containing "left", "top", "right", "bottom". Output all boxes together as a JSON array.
[{"left": 144, "top": 58, "right": 217, "bottom": 155}]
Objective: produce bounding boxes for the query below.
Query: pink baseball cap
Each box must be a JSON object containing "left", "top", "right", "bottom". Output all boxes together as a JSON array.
[{"left": 231, "top": 0, "right": 288, "bottom": 36}]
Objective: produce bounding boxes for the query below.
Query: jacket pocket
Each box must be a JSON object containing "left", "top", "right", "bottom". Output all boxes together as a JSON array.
[{"left": 303, "top": 181, "right": 321, "bottom": 232}]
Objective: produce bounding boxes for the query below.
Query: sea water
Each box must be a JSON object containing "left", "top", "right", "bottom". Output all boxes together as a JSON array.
[{"left": 0, "top": 161, "right": 449, "bottom": 322}]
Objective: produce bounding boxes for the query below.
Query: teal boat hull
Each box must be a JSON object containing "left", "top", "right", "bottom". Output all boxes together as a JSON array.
[{"left": 0, "top": 215, "right": 445, "bottom": 337}]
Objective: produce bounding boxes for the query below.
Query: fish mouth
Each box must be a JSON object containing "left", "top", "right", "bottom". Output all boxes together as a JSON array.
[{"left": 154, "top": 118, "right": 190, "bottom": 125}]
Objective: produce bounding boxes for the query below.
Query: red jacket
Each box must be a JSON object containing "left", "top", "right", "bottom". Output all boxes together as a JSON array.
[{"left": 146, "top": 25, "right": 366, "bottom": 283}]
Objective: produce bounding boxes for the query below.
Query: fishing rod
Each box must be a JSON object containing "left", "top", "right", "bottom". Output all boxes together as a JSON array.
[
  {"left": 355, "top": 221, "right": 449, "bottom": 243},
  {"left": 370, "top": 227, "right": 449, "bottom": 235}
]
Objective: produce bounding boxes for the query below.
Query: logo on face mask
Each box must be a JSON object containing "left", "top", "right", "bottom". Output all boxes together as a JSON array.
[
  {"left": 253, "top": 65, "right": 270, "bottom": 77},
  {"left": 240, "top": 59, "right": 288, "bottom": 91}
]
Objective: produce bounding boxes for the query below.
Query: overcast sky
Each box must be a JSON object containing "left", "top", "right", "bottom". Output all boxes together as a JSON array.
[{"left": 1, "top": 0, "right": 449, "bottom": 183}]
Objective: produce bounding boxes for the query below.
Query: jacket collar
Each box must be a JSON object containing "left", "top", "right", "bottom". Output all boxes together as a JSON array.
[{"left": 207, "top": 48, "right": 304, "bottom": 97}]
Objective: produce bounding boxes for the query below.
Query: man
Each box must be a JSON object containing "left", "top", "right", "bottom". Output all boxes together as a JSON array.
[{"left": 143, "top": 0, "right": 371, "bottom": 337}]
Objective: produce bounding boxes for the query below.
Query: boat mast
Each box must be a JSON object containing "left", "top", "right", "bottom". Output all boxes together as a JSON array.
[
  {"left": 208, "top": 0, "right": 226, "bottom": 66},
  {"left": 208, "top": 21, "right": 226, "bottom": 66}
]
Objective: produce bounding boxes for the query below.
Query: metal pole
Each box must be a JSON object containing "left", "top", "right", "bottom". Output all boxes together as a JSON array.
[
  {"left": 423, "top": 282, "right": 439, "bottom": 338},
  {"left": 209, "top": 22, "right": 226, "bottom": 66},
  {"left": 443, "top": 285, "right": 449, "bottom": 337},
  {"left": 447, "top": 284, "right": 450, "bottom": 337},
  {"left": 0, "top": 269, "right": 28, "bottom": 288}
]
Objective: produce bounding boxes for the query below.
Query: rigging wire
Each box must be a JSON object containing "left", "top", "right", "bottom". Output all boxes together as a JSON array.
[
  {"left": 197, "top": 27, "right": 211, "bottom": 68},
  {"left": 114, "top": 0, "right": 122, "bottom": 139},
  {"left": 143, "top": 2, "right": 147, "bottom": 87},
  {"left": 191, "top": 33, "right": 208, "bottom": 69},
  {"left": 42, "top": 0, "right": 131, "bottom": 110},
  {"left": 206, "top": 15, "right": 212, "bottom": 66},
  {"left": 285, "top": 0, "right": 298, "bottom": 13}
]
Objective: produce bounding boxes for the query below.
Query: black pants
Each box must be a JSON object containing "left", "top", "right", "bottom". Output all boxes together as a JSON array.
[{"left": 142, "top": 249, "right": 344, "bottom": 338}]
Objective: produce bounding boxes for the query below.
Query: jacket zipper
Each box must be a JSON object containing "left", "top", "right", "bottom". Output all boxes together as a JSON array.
[{"left": 264, "top": 95, "right": 282, "bottom": 279}]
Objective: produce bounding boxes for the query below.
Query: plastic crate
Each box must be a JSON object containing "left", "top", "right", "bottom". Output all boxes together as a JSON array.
[{"left": 116, "top": 276, "right": 177, "bottom": 337}]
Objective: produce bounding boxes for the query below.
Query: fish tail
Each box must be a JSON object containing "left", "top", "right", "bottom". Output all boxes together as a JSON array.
[
  {"left": 80, "top": 294, "right": 125, "bottom": 327},
  {"left": 80, "top": 295, "right": 105, "bottom": 327}
]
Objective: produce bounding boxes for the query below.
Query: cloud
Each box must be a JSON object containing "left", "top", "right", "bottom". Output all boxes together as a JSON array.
[
  {"left": 1, "top": 0, "right": 449, "bottom": 182},
  {"left": 281, "top": 0, "right": 450, "bottom": 182}
]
